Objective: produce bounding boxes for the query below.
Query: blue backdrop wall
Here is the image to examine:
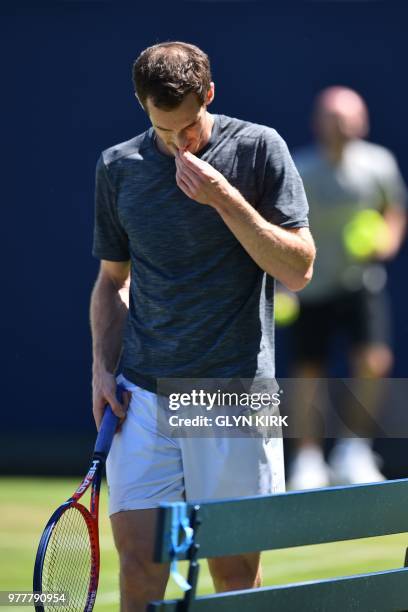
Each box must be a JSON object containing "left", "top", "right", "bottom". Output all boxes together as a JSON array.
[{"left": 1, "top": 2, "right": 407, "bottom": 473}]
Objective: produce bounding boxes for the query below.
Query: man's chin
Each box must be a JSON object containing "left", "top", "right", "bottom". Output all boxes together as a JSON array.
[{"left": 165, "top": 143, "right": 178, "bottom": 156}]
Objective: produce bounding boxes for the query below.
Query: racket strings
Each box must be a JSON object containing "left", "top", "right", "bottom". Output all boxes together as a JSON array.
[{"left": 42, "top": 506, "right": 93, "bottom": 611}]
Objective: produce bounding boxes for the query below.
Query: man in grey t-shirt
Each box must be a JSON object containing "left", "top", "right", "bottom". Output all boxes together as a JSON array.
[
  {"left": 288, "top": 87, "right": 407, "bottom": 491},
  {"left": 91, "top": 41, "right": 315, "bottom": 610}
]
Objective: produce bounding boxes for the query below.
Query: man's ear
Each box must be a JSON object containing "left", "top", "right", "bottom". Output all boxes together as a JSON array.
[
  {"left": 134, "top": 92, "right": 146, "bottom": 111},
  {"left": 205, "top": 82, "right": 215, "bottom": 107}
]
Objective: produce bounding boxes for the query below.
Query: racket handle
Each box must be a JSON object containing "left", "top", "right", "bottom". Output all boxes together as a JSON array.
[{"left": 94, "top": 384, "right": 124, "bottom": 457}]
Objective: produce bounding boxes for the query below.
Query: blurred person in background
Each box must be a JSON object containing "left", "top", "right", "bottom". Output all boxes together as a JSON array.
[{"left": 287, "top": 86, "right": 407, "bottom": 490}]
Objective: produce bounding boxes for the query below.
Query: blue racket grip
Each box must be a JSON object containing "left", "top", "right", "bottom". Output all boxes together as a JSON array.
[{"left": 94, "top": 383, "right": 124, "bottom": 457}]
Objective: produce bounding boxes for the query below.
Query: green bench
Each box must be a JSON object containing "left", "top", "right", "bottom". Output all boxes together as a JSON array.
[{"left": 148, "top": 479, "right": 408, "bottom": 611}]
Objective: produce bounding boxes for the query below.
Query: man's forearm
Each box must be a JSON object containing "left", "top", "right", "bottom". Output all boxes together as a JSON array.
[
  {"left": 380, "top": 205, "right": 407, "bottom": 259},
  {"left": 212, "top": 187, "right": 315, "bottom": 291},
  {"left": 90, "top": 274, "right": 129, "bottom": 375}
]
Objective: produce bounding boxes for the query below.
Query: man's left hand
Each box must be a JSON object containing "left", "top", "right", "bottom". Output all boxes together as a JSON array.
[{"left": 175, "top": 149, "right": 233, "bottom": 207}]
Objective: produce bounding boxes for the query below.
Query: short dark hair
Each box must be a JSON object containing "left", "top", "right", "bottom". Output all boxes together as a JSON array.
[{"left": 132, "top": 41, "right": 212, "bottom": 110}]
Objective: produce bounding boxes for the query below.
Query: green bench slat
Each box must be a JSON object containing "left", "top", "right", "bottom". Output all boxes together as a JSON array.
[
  {"left": 154, "top": 480, "right": 408, "bottom": 562},
  {"left": 148, "top": 567, "right": 408, "bottom": 611}
]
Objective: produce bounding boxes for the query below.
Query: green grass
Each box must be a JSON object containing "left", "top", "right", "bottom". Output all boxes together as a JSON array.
[{"left": 1, "top": 477, "right": 407, "bottom": 611}]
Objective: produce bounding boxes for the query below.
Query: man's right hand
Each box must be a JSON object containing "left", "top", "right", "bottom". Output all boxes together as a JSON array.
[{"left": 92, "top": 368, "right": 130, "bottom": 430}]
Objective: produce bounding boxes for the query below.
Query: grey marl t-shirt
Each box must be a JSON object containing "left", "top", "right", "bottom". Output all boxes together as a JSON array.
[
  {"left": 294, "top": 140, "right": 407, "bottom": 302},
  {"left": 93, "top": 114, "right": 309, "bottom": 392}
]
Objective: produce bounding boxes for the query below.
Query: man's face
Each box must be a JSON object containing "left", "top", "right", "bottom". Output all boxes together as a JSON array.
[
  {"left": 314, "top": 108, "right": 349, "bottom": 146},
  {"left": 313, "top": 88, "right": 368, "bottom": 146},
  {"left": 145, "top": 89, "right": 213, "bottom": 156}
]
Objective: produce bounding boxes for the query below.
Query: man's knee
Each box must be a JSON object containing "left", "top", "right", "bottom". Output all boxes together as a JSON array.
[
  {"left": 111, "top": 509, "right": 169, "bottom": 606},
  {"left": 208, "top": 553, "right": 261, "bottom": 592},
  {"left": 119, "top": 549, "right": 168, "bottom": 595},
  {"left": 352, "top": 344, "right": 393, "bottom": 378}
]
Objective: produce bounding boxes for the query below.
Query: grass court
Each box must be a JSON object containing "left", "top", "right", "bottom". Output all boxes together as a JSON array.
[{"left": 1, "top": 477, "right": 407, "bottom": 611}]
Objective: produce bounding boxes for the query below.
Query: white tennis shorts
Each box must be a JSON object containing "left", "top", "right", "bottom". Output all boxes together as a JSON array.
[{"left": 106, "top": 375, "right": 286, "bottom": 516}]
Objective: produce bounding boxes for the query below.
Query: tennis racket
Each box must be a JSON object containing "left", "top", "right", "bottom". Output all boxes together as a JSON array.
[{"left": 33, "top": 385, "right": 124, "bottom": 611}]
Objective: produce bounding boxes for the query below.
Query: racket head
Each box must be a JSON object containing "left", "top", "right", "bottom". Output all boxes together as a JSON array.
[{"left": 33, "top": 502, "right": 100, "bottom": 612}]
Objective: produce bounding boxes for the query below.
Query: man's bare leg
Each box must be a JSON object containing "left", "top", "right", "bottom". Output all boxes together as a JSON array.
[
  {"left": 208, "top": 552, "right": 261, "bottom": 592},
  {"left": 111, "top": 509, "right": 169, "bottom": 612}
]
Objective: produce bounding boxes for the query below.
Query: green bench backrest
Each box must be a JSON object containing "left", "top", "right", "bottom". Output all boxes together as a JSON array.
[{"left": 149, "top": 479, "right": 408, "bottom": 611}]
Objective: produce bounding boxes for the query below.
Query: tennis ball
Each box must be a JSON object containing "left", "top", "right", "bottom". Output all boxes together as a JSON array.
[
  {"left": 275, "top": 291, "right": 300, "bottom": 327},
  {"left": 343, "top": 209, "right": 391, "bottom": 261}
]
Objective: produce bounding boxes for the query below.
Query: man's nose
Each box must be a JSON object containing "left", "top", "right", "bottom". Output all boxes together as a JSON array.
[{"left": 175, "top": 133, "right": 189, "bottom": 150}]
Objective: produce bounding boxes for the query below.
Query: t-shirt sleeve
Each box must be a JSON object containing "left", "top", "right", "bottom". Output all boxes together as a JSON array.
[
  {"left": 92, "top": 155, "right": 130, "bottom": 261},
  {"left": 256, "top": 129, "right": 309, "bottom": 228},
  {"left": 376, "top": 149, "right": 408, "bottom": 211}
]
